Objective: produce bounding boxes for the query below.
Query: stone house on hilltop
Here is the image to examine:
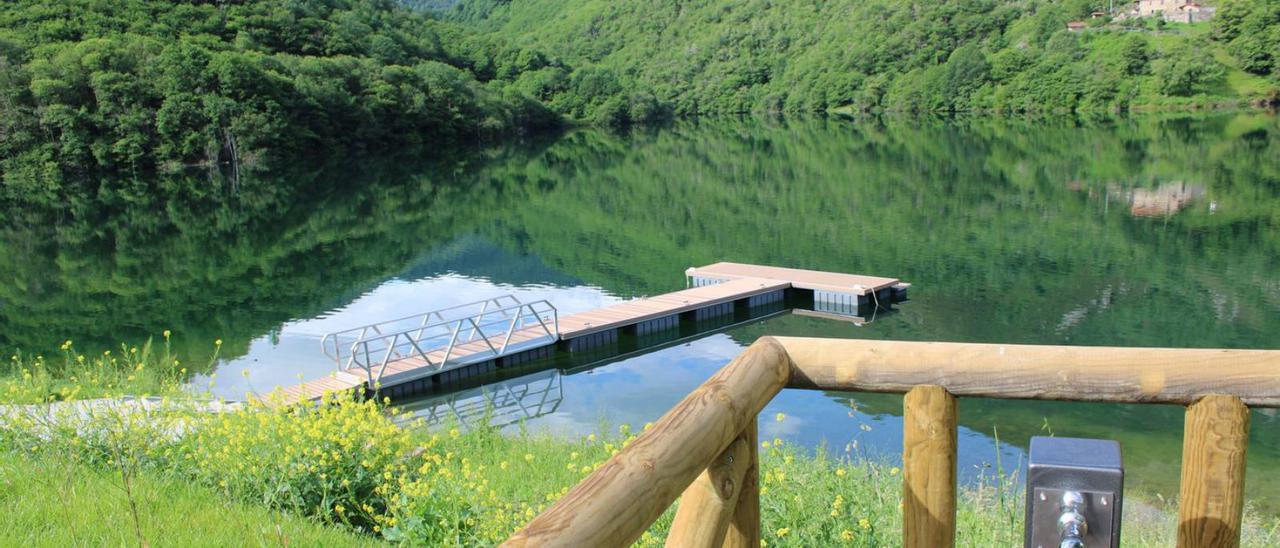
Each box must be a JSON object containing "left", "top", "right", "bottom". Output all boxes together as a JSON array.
[{"left": 1131, "top": 0, "right": 1215, "bottom": 23}]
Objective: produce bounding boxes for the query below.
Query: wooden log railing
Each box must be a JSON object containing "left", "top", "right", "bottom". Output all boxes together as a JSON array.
[{"left": 504, "top": 337, "right": 1280, "bottom": 548}]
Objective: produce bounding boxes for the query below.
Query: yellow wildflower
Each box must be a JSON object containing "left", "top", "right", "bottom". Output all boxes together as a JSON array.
[{"left": 775, "top": 527, "right": 790, "bottom": 538}]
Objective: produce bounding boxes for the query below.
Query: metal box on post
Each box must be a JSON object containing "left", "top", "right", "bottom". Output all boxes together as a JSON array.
[{"left": 1025, "top": 437, "right": 1124, "bottom": 548}]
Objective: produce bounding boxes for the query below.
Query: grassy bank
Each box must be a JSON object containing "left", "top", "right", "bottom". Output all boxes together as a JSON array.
[
  {"left": 2, "top": 342, "right": 1278, "bottom": 545},
  {"left": 3, "top": 335, "right": 202, "bottom": 403},
  {"left": 0, "top": 451, "right": 377, "bottom": 547}
]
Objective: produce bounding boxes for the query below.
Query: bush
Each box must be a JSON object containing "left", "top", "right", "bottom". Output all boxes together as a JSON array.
[
  {"left": 179, "top": 392, "right": 416, "bottom": 533},
  {"left": 1156, "top": 42, "right": 1226, "bottom": 97}
]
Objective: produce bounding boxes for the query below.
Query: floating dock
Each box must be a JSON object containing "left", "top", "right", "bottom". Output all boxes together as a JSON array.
[{"left": 269, "top": 263, "right": 908, "bottom": 403}]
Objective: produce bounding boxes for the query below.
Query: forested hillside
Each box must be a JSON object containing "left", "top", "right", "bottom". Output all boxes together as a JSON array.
[
  {"left": 3, "top": 0, "right": 1277, "bottom": 191},
  {"left": 0, "top": 0, "right": 631, "bottom": 192},
  {"left": 444, "top": 0, "right": 1280, "bottom": 115}
]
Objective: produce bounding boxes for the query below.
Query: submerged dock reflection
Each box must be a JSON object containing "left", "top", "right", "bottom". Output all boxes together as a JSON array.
[{"left": 395, "top": 368, "right": 564, "bottom": 429}]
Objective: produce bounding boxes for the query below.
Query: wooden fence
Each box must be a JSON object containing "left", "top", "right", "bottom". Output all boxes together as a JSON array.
[{"left": 503, "top": 337, "right": 1280, "bottom": 547}]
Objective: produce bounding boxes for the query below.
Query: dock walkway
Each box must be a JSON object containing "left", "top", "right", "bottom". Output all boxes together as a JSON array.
[{"left": 269, "top": 263, "right": 907, "bottom": 404}]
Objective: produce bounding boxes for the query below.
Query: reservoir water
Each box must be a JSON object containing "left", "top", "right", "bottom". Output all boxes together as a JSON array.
[{"left": 4, "top": 114, "right": 1278, "bottom": 509}]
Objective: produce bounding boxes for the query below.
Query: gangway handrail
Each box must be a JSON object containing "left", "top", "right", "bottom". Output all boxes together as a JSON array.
[
  {"left": 332, "top": 299, "right": 559, "bottom": 385},
  {"left": 348, "top": 301, "right": 558, "bottom": 352},
  {"left": 322, "top": 295, "right": 532, "bottom": 363},
  {"left": 325, "top": 294, "right": 523, "bottom": 337}
]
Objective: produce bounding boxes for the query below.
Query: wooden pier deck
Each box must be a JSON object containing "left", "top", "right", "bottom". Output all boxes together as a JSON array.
[
  {"left": 267, "top": 263, "right": 907, "bottom": 404},
  {"left": 686, "top": 261, "right": 908, "bottom": 297},
  {"left": 559, "top": 277, "right": 789, "bottom": 338}
]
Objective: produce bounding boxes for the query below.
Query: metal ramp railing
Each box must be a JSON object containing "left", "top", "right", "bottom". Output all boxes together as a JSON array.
[{"left": 320, "top": 295, "right": 559, "bottom": 385}]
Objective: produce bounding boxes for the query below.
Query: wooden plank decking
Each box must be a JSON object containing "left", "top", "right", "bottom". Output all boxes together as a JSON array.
[
  {"left": 266, "top": 263, "right": 907, "bottom": 405},
  {"left": 686, "top": 262, "right": 906, "bottom": 295},
  {"left": 267, "top": 370, "right": 365, "bottom": 404},
  {"left": 559, "top": 277, "right": 790, "bottom": 338}
]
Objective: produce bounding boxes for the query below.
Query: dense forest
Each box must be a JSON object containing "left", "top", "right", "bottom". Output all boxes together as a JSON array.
[
  {"left": 443, "top": 0, "right": 1280, "bottom": 115},
  {"left": 0, "top": 0, "right": 659, "bottom": 194},
  {"left": 2, "top": 0, "right": 1279, "bottom": 191}
]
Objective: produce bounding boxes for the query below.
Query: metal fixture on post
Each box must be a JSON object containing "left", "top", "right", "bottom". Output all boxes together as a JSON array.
[{"left": 1025, "top": 437, "right": 1124, "bottom": 548}]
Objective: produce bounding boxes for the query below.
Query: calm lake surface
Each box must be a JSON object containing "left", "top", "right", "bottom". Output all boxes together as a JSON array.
[{"left": 4, "top": 114, "right": 1278, "bottom": 509}]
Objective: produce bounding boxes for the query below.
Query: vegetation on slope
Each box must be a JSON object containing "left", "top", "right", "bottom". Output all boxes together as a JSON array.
[
  {"left": 3, "top": 0, "right": 1275, "bottom": 183},
  {"left": 0, "top": 0, "right": 666, "bottom": 188},
  {"left": 444, "top": 0, "right": 1280, "bottom": 115}
]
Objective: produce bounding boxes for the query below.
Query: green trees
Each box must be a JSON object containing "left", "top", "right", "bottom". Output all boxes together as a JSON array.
[
  {"left": 1214, "top": 0, "right": 1280, "bottom": 77},
  {"left": 1156, "top": 40, "right": 1227, "bottom": 97},
  {"left": 3, "top": 0, "right": 1278, "bottom": 186},
  {"left": 444, "top": 0, "right": 1278, "bottom": 115},
  {"left": 1122, "top": 35, "right": 1153, "bottom": 76},
  {"left": 0, "top": 0, "right": 566, "bottom": 186},
  {"left": 938, "top": 44, "right": 992, "bottom": 110}
]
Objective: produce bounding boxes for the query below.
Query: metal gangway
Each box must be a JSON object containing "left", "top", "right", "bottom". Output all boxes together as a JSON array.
[{"left": 320, "top": 295, "right": 559, "bottom": 385}]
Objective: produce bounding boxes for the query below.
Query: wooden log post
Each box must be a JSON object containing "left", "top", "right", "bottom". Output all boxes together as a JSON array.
[
  {"left": 504, "top": 339, "right": 791, "bottom": 547},
  {"left": 721, "top": 418, "right": 760, "bottom": 548},
  {"left": 902, "top": 385, "right": 957, "bottom": 548},
  {"left": 1178, "top": 395, "right": 1250, "bottom": 548},
  {"left": 666, "top": 436, "right": 751, "bottom": 547}
]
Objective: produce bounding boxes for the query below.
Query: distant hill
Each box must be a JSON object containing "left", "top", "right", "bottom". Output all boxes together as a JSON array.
[{"left": 444, "top": 0, "right": 1280, "bottom": 115}]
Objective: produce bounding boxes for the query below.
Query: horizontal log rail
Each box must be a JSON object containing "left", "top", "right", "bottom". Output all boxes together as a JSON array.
[{"left": 505, "top": 337, "right": 1280, "bottom": 548}]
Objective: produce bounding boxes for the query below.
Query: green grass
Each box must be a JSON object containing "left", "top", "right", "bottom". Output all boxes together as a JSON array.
[
  {"left": 1211, "top": 48, "right": 1279, "bottom": 99},
  {"left": 427, "top": 423, "right": 1280, "bottom": 546},
  {"left": 3, "top": 341, "right": 1279, "bottom": 545},
  {"left": 2, "top": 335, "right": 205, "bottom": 403},
  {"left": 0, "top": 450, "right": 377, "bottom": 547}
]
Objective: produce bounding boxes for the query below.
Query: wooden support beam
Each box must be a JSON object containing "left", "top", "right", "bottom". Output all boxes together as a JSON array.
[
  {"left": 776, "top": 337, "right": 1280, "bottom": 407},
  {"left": 721, "top": 418, "right": 760, "bottom": 548},
  {"left": 666, "top": 437, "right": 751, "bottom": 548},
  {"left": 1178, "top": 395, "right": 1250, "bottom": 548},
  {"left": 903, "top": 385, "right": 957, "bottom": 548},
  {"left": 504, "top": 338, "right": 791, "bottom": 547}
]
